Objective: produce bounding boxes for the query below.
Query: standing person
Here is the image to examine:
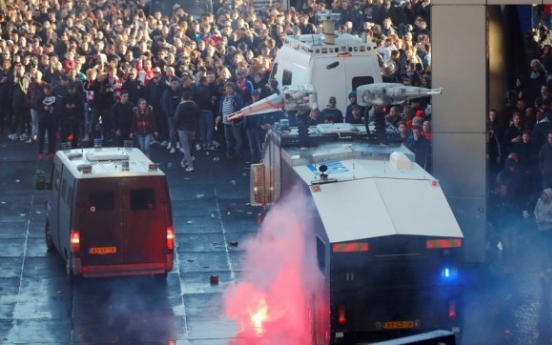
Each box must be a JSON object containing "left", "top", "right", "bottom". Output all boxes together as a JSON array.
[
  {"left": 83, "top": 68, "right": 100, "bottom": 142},
  {"left": 216, "top": 82, "right": 244, "bottom": 159},
  {"left": 34, "top": 83, "right": 57, "bottom": 160},
  {"left": 321, "top": 96, "right": 344, "bottom": 123},
  {"left": 244, "top": 90, "right": 265, "bottom": 163},
  {"left": 406, "top": 125, "right": 431, "bottom": 171},
  {"left": 196, "top": 76, "right": 217, "bottom": 150},
  {"left": 130, "top": 98, "right": 157, "bottom": 158},
  {"left": 146, "top": 70, "right": 169, "bottom": 146},
  {"left": 110, "top": 90, "right": 135, "bottom": 147},
  {"left": 174, "top": 91, "right": 200, "bottom": 172},
  {"left": 122, "top": 68, "right": 146, "bottom": 112},
  {"left": 161, "top": 78, "right": 182, "bottom": 153},
  {"left": 59, "top": 82, "right": 84, "bottom": 148},
  {"left": 539, "top": 132, "right": 552, "bottom": 189},
  {"left": 27, "top": 70, "right": 46, "bottom": 141},
  {"left": 9, "top": 63, "right": 30, "bottom": 142},
  {"left": 534, "top": 188, "right": 552, "bottom": 273}
]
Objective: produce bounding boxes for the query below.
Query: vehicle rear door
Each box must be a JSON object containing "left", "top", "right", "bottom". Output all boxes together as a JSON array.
[
  {"left": 122, "top": 177, "right": 166, "bottom": 264},
  {"left": 78, "top": 178, "right": 125, "bottom": 265}
]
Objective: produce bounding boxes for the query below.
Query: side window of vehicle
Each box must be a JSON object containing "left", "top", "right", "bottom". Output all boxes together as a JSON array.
[
  {"left": 282, "top": 69, "right": 292, "bottom": 86},
  {"left": 89, "top": 191, "right": 114, "bottom": 211},
  {"left": 316, "top": 236, "right": 325, "bottom": 272},
  {"left": 130, "top": 189, "right": 155, "bottom": 211},
  {"left": 352, "top": 76, "right": 375, "bottom": 91}
]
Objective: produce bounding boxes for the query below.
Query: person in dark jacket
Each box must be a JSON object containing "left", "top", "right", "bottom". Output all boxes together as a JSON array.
[
  {"left": 540, "top": 132, "right": 552, "bottom": 189},
  {"left": 130, "top": 98, "right": 157, "bottom": 158},
  {"left": 161, "top": 78, "right": 182, "bottom": 153},
  {"left": 110, "top": 90, "right": 135, "bottom": 147},
  {"left": 146, "top": 70, "right": 168, "bottom": 145},
  {"left": 174, "top": 91, "right": 200, "bottom": 172},
  {"left": 195, "top": 76, "right": 216, "bottom": 150},
  {"left": 405, "top": 125, "right": 431, "bottom": 171},
  {"left": 34, "top": 83, "right": 57, "bottom": 159},
  {"left": 8, "top": 64, "right": 29, "bottom": 141},
  {"left": 244, "top": 90, "right": 265, "bottom": 163},
  {"left": 345, "top": 91, "right": 365, "bottom": 124},
  {"left": 216, "top": 82, "right": 244, "bottom": 159},
  {"left": 122, "top": 68, "right": 146, "bottom": 107},
  {"left": 514, "top": 129, "right": 540, "bottom": 198},
  {"left": 0, "top": 60, "right": 13, "bottom": 134},
  {"left": 59, "top": 82, "right": 84, "bottom": 148}
]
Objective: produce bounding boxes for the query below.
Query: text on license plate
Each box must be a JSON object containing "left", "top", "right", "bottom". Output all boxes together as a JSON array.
[
  {"left": 383, "top": 321, "right": 416, "bottom": 330},
  {"left": 89, "top": 247, "right": 117, "bottom": 255}
]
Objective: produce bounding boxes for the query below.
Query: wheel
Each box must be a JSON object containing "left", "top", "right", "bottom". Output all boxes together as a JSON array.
[
  {"left": 44, "top": 221, "right": 55, "bottom": 252},
  {"left": 65, "top": 256, "right": 76, "bottom": 284}
]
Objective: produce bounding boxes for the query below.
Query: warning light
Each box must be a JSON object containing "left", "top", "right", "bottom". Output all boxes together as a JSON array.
[
  {"left": 313, "top": 185, "right": 321, "bottom": 192},
  {"left": 448, "top": 300, "right": 456, "bottom": 320},
  {"left": 337, "top": 305, "right": 347, "bottom": 325},
  {"left": 441, "top": 266, "right": 458, "bottom": 280},
  {"left": 431, "top": 180, "right": 439, "bottom": 187}
]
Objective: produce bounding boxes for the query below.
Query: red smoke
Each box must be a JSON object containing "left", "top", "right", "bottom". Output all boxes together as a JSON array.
[{"left": 224, "top": 186, "right": 323, "bottom": 345}]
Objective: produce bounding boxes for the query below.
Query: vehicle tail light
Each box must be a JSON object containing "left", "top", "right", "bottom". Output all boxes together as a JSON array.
[
  {"left": 448, "top": 300, "right": 456, "bottom": 320},
  {"left": 167, "top": 226, "right": 175, "bottom": 251},
  {"left": 70, "top": 230, "right": 80, "bottom": 253},
  {"left": 337, "top": 305, "right": 347, "bottom": 325}
]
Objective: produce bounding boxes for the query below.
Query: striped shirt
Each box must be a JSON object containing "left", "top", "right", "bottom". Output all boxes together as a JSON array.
[{"left": 221, "top": 95, "right": 235, "bottom": 124}]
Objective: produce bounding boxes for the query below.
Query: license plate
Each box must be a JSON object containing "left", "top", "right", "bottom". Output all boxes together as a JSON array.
[
  {"left": 89, "top": 247, "right": 117, "bottom": 255},
  {"left": 383, "top": 320, "right": 416, "bottom": 330}
]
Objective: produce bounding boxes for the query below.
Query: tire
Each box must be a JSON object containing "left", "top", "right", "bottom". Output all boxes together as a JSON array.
[
  {"left": 45, "top": 221, "right": 55, "bottom": 252},
  {"left": 65, "top": 256, "right": 76, "bottom": 284}
]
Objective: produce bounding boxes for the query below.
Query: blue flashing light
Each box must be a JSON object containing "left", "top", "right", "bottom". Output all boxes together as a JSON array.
[{"left": 440, "top": 267, "right": 458, "bottom": 281}]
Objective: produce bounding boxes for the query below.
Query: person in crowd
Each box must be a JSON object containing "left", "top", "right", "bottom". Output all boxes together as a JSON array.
[
  {"left": 321, "top": 96, "right": 344, "bottom": 124},
  {"left": 174, "top": 91, "right": 200, "bottom": 172},
  {"left": 59, "top": 82, "right": 84, "bottom": 148},
  {"left": 146, "top": 69, "right": 168, "bottom": 146},
  {"left": 161, "top": 77, "right": 182, "bottom": 154},
  {"left": 406, "top": 124, "right": 430, "bottom": 171},
  {"left": 110, "top": 90, "right": 134, "bottom": 147},
  {"left": 488, "top": 108, "right": 504, "bottom": 184},
  {"left": 217, "top": 81, "right": 244, "bottom": 159},
  {"left": 130, "top": 98, "right": 157, "bottom": 158},
  {"left": 385, "top": 106, "right": 401, "bottom": 128},
  {"left": 539, "top": 132, "right": 552, "bottom": 190},
  {"left": 34, "top": 83, "right": 57, "bottom": 160},
  {"left": 345, "top": 91, "right": 363, "bottom": 124},
  {"left": 9, "top": 63, "right": 31, "bottom": 142},
  {"left": 244, "top": 89, "right": 265, "bottom": 164},
  {"left": 196, "top": 76, "right": 217, "bottom": 151},
  {"left": 27, "top": 69, "right": 46, "bottom": 141},
  {"left": 534, "top": 188, "right": 552, "bottom": 273}
]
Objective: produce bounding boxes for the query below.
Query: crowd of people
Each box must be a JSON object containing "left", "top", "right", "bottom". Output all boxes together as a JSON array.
[
  {"left": 0, "top": 0, "right": 435, "bottom": 168},
  {"left": 487, "top": 23, "right": 552, "bottom": 273}
]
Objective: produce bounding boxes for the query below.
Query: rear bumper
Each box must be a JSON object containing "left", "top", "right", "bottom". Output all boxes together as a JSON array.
[{"left": 73, "top": 258, "right": 171, "bottom": 278}]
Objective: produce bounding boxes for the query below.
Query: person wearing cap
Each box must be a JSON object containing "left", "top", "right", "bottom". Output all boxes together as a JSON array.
[
  {"left": 59, "top": 82, "right": 84, "bottom": 148},
  {"left": 321, "top": 96, "right": 344, "bottom": 124},
  {"left": 345, "top": 91, "right": 365, "bottom": 124}
]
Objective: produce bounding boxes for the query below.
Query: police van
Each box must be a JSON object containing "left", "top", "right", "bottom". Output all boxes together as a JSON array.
[
  {"left": 251, "top": 125, "right": 464, "bottom": 344},
  {"left": 270, "top": 11, "right": 382, "bottom": 112},
  {"left": 42, "top": 147, "right": 174, "bottom": 282}
]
